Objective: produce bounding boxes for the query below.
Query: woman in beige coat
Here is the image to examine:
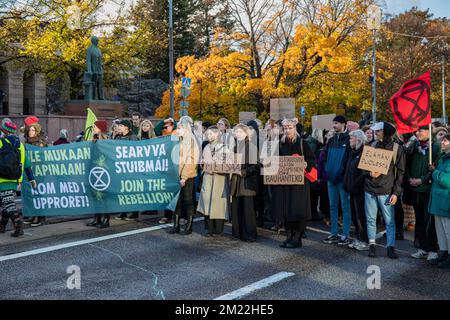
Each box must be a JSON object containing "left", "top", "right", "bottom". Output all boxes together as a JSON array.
[{"left": 197, "top": 126, "right": 231, "bottom": 236}]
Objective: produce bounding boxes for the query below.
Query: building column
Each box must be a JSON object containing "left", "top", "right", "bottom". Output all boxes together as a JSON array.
[{"left": 5, "top": 62, "right": 25, "bottom": 115}]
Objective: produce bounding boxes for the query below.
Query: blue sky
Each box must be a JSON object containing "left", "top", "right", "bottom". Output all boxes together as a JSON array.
[
  {"left": 102, "top": 0, "right": 449, "bottom": 22},
  {"left": 385, "top": 0, "right": 449, "bottom": 18}
]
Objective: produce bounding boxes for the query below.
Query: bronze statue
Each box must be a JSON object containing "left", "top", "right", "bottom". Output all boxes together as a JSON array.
[{"left": 84, "top": 36, "right": 104, "bottom": 100}]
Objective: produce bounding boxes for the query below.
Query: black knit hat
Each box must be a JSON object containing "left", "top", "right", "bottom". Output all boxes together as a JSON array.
[
  {"left": 382, "top": 122, "right": 396, "bottom": 138},
  {"left": 333, "top": 115, "right": 347, "bottom": 124},
  {"left": 119, "top": 119, "right": 133, "bottom": 130}
]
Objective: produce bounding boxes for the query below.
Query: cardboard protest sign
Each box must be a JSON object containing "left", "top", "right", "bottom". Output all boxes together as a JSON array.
[
  {"left": 203, "top": 162, "right": 241, "bottom": 175},
  {"left": 263, "top": 156, "right": 305, "bottom": 185},
  {"left": 22, "top": 136, "right": 181, "bottom": 216},
  {"left": 270, "top": 98, "right": 295, "bottom": 120},
  {"left": 311, "top": 114, "right": 336, "bottom": 131},
  {"left": 357, "top": 145, "right": 394, "bottom": 175},
  {"left": 239, "top": 111, "right": 257, "bottom": 124}
]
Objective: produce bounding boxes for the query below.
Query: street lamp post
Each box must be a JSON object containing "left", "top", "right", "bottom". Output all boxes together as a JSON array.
[
  {"left": 169, "top": 0, "right": 174, "bottom": 118},
  {"left": 442, "top": 44, "right": 448, "bottom": 125},
  {"left": 367, "top": 4, "right": 382, "bottom": 124},
  {"left": 197, "top": 79, "right": 203, "bottom": 120}
]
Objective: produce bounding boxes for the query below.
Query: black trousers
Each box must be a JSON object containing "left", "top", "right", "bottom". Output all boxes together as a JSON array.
[
  {"left": 319, "top": 183, "right": 330, "bottom": 219},
  {"left": 232, "top": 196, "right": 257, "bottom": 241},
  {"left": 174, "top": 178, "right": 195, "bottom": 220},
  {"left": 310, "top": 184, "right": 320, "bottom": 218},
  {"left": 412, "top": 191, "right": 438, "bottom": 252},
  {"left": 394, "top": 199, "right": 404, "bottom": 234},
  {"left": 206, "top": 218, "right": 225, "bottom": 235},
  {"left": 350, "top": 193, "right": 368, "bottom": 242}
]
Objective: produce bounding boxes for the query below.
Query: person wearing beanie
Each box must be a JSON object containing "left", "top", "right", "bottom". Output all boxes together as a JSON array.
[
  {"left": 404, "top": 125, "right": 440, "bottom": 261},
  {"left": 363, "top": 122, "right": 406, "bottom": 259},
  {"left": 115, "top": 119, "right": 137, "bottom": 141},
  {"left": 0, "top": 121, "right": 37, "bottom": 237},
  {"left": 343, "top": 130, "right": 369, "bottom": 251},
  {"left": 346, "top": 121, "right": 360, "bottom": 132},
  {"left": 23, "top": 122, "right": 48, "bottom": 227},
  {"left": 0, "top": 118, "right": 12, "bottom": 138},
  {"left": 53, "top": 129, "right": 70, "bottom": 146},
  {"left": 322, "top": 114, "right": 352, "bottom": 246}
]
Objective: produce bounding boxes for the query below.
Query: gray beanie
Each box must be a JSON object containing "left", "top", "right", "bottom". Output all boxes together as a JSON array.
[{"left": 349, "top": 129, "right": 367, "bottom": 150}]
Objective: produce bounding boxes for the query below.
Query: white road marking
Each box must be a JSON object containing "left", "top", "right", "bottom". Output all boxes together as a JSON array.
[
  {"left": 0, "top": 218, "right": 204, "bottom": 262},
  {"left": 214, "top": 272, "right": 295, "bottom": 300}
]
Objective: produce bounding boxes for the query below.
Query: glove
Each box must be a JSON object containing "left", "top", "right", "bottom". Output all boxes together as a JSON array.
[{"left": 30, "top": 180, "right": 37, "bottom": 189}]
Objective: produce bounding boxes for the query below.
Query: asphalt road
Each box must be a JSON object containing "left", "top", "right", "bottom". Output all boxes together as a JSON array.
[{"left": 0, "top": 219, "right": 449, "bottom": 300}]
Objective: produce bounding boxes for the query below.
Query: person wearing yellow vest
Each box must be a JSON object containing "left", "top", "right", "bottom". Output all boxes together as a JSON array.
[{"left": 0, "top": 121, "right": 37, "bottom": 237}]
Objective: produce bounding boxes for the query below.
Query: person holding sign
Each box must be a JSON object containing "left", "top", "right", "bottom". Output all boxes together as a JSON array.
[
  {"left": 271, "top": 118, "right": 316, "bottom": 249},
  {"left": 404, "top": 126, "right": 440, "bottom": 261},
  {"left": 168, "top": 116, "right": 200, "bottom": 235},
  {"left": 364, "top": 122, "right": 405, "bottom": 259},
  {"left": 230, "top": 124, "right": 258, "bottom": 242},
  {"left": 86, "top": 121, "right": 111, "bottom": 228},
  {"left": 197, "top": 126, "right": 231, "bottom": 236}
]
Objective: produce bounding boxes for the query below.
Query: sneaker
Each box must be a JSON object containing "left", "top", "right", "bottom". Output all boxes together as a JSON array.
[
  {"left": 23, "top": 217, "right": 35, "bottom": 225},
  {"left": 387, "top": 246, "right": 399, "bottom": 259},
  {"left": 322, "top": 235, "right": 339, "bottom": 244},
  {"left": 159, "top": 218, "right": 169, "bottom": 224},
  {"left": 411, "top": 249, "right": 428, "bottom": 259},
  {"left": 355, "top": 242, "right": 370, "bottom": 251},
  {"left": 348, "top": 240, "right": 361, "bottom": 249},
  {"left": 368, "top": 244, "right": 377, "bottom": 257},
  {"left": 429, "top": 251, "right": 449, "bottom": 266},
  {"left": 338, "top": 237, "right": 350, "bottom": 246},
  {"left": 426, "top": 252, "right": 438, "bottom": 261}
]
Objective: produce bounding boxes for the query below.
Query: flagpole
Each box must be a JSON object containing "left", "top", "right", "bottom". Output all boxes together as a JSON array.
[{"left": 429, "top": 123, "right": 432, "bottom": 165}]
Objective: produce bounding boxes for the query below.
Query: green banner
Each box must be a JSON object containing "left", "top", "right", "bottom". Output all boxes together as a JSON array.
[{"left": 22, "top": 136, "right": 180, "bottom": 216}]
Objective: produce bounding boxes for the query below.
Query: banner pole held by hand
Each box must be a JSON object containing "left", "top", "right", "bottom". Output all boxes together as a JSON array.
[{"left": 429, "top": 123, "right": 432, "bottom": 165}]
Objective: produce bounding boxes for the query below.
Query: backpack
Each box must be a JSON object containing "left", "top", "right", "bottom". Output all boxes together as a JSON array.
[{"left": 0, "top": 138, "right": 23, "bottom": 180}]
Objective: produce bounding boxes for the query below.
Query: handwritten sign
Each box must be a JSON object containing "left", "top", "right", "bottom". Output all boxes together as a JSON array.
[
  {"left": 357, "top": 146, "right": 394, "bottom": 175},
  {"left": 311, "top": 114, "right": 336, "bottom": 131},
  {"left": 239, "top": 112, "right": 257, "bottom": 124},
  {"left": 270, "top": 98, "right": 295, "bottom": 120},
  {"left": 263, "top": 156, "right": 305, "bottom": 185},
  {"left": 203, "top": 162, "right": 241, "bottom": 175}
]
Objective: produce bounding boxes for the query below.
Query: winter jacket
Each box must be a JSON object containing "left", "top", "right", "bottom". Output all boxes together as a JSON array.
[
  {"left": 429, "top": 152, "right": 450, "bottom": 218},
  {"left": 404, "top": 140, "right": 440, "bottom": 193},
  {"left": 364, "top": 140, "right": 405, "bottom": 196},
  {"left": 324, "top": 131, "right": 351, "bottom": 184},
  {"left": 53, "top": 138, "right": 70, "bottom": 145},
  {"left": 114, "top": 131, "right": 138, "bottom": 141},
  {"left": 343, "top": 147, "right": 366, "bottom": 195},
  {"left": 0, "top": 135, "right": 35, "bottom": 191}
]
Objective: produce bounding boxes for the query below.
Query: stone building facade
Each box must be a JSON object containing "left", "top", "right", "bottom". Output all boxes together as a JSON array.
[{"left": 0, "top": 59, "right": 47, "bottom": 116}]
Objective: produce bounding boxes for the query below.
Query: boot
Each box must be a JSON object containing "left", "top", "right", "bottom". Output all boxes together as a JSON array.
[
  {"left": 0, "top": 224, "right": 6, "bottom": 234},
  {"left": 11, "top": 219, "right": 24, "bottom": 237},
  {"left": 168, "top": 215, "right": 180, "bottom": 234},
  {"left": 280, "top": 230, "right": 294, "bottom": 248},
  {"left": 387, "top": 246, "right": 398, "bottom": 259},
  {"left": 286, "top": 232, "right": 302, "bottom": 248},
  {"left": 438, "top": 256, "right": 450, "bottom": 269},
  {"left": 181, "top": 216, "right": 194, "bottom": 235},
  {"left": 429, "top": 251, "right": 449, "bottom": 266},
  {"left": 97, "top": 216, "right": 110, "bottom": 229},
  {"left": 87, "top": 215, "right": 101, "bottom": 227}
]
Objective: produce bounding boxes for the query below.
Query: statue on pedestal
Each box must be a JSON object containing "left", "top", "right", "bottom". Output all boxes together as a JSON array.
[{"left": 84, "top": 36, "right": 104, "bottom": 100}]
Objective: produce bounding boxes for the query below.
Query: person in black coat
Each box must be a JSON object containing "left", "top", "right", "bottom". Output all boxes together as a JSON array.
[
  {"left": 230, "top": 124, "right": 259, "bottom": 242},
  {"left": 343, "top": 129, "right": 369, "bottom": 250},
  {"left": 271, "top": 118, "right": 316, "bottom": 248}
]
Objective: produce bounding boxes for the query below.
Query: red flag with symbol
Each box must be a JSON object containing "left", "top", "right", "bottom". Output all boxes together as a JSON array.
[{"left": 389, "top": 71, "right": 431, "bottom": 134}]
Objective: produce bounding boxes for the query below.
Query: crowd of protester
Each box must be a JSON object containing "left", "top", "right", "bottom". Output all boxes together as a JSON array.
[{"left": 1, "top": 112, "right": 450, "bottom": 269}]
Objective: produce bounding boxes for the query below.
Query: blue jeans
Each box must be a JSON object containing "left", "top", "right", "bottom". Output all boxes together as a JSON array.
[
  {"left": 365, "top": 193, "right": 396, "bottom": 247},
  {"left": 327, "top": 182, "right": 351, "bottom": 237}
]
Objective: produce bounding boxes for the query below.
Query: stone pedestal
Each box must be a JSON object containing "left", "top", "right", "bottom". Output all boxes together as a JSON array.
[{"left": 64, "top": 100, "right": 125, "bottom": 117}]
